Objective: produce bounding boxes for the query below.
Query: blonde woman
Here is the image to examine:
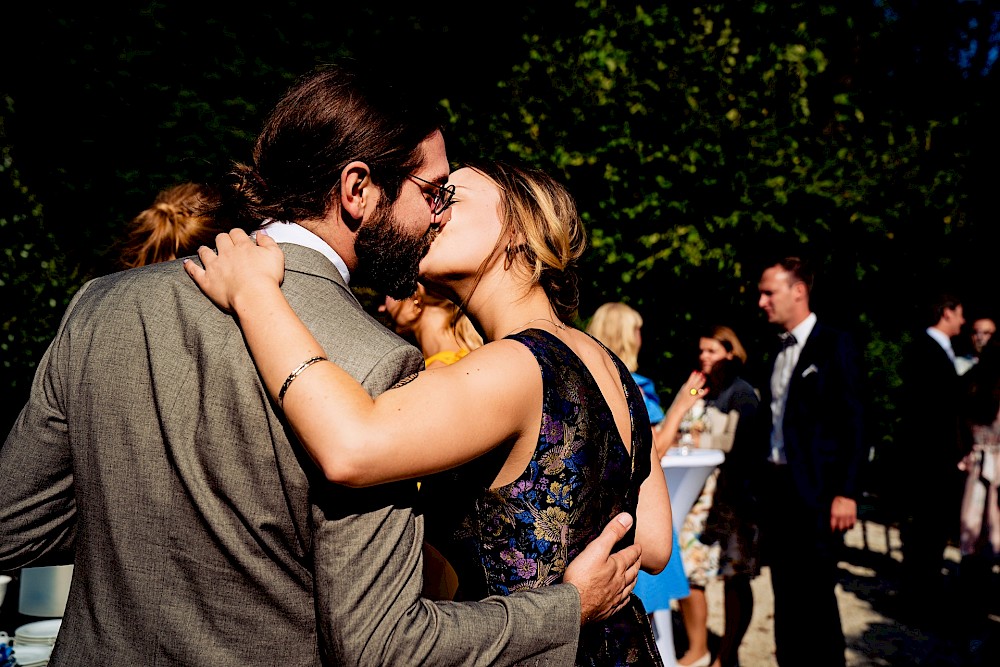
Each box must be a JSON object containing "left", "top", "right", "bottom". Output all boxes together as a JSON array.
[
  {"left": 187, "top": 161, "right": 672, "bottom": 665},
  {"left": 380, "top": 283, "right": 483, "bottom": 369},
  {"left": 587, "top": 302, "right": 692, "bottom": 638}
]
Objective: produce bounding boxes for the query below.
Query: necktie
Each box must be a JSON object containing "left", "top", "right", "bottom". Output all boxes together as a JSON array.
[{"left": 779, "top": 332, "right": 797, "bottom": 350}]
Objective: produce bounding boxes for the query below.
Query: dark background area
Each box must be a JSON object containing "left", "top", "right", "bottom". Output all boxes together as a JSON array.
[{"left": 1, "top": 0, "right": 997, "bottom": 500}]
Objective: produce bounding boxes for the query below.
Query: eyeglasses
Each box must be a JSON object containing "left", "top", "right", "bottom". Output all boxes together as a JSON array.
[{"left": 408, "top": 174, "right": 456, "bottom": 216}]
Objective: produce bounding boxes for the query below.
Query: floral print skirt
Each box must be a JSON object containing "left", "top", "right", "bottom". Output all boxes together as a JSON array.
[{"left": 679, "top": 469, "right": 722, "bottom": 587}]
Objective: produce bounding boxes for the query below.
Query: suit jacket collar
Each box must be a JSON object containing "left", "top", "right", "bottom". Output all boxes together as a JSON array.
[
  {"left": 925, "top": 327, "right": 956, "bottom": 361},
  {"left": 261, "top": 221, "right": 351, "bottom": 282},
  {"left": 788, "top": 313, "right": 817, "bottom": 349},
  {"left": 280, "top": 243, "right": 360, "bottom": 307},
  {"left": 768, "top": 313, "right": 817, "bottom": 372},
  {"left": 789, "top": 319, "right": 826, "bottom": 384}
]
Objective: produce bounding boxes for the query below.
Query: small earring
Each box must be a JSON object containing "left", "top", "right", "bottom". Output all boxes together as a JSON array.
[{"left": 504, "top": 242, "right": 517, "bottom": 271}]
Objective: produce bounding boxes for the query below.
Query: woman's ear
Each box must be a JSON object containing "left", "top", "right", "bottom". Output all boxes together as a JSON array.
[{"left": 341, "top": 161, "right": 371, "bottom": 220}]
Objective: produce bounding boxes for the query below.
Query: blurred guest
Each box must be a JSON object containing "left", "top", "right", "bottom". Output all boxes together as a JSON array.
[
  {"left": 587, "top": 301, "right": 691, "bottom": 653},
  {"left": 653, "top": 326, "right": 762, "bottom": 667},
  {"left": 956, "top": 334, "right": 1000, "bottom": 645},
  {"left": 972, "top": 318, "right": 996, "bottom": 356},
  {"left": 117, "top": 182, "right": 222, "bottom": 269},
  {"left": 956, "top": 316, "right": 996, "bottom": 376},
  {"left": 756, "top": 257, "right": 866, "bottom": 667},
  {"left": 897, "top": 291, "right": 968, "bottom": 613},
  {"left": 380, "top": 283, "right": 483, "bottom": 369},
  {"left": 378, "top": 283, "right": 483, "bottom": 599}
]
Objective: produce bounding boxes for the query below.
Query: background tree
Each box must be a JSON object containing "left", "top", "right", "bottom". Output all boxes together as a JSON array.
[
  {"left": 443, "top": 1, "right": 993, "bottom": 472},
  {"left": 2, "top": 1, "right": 996, "bottom": 473}
]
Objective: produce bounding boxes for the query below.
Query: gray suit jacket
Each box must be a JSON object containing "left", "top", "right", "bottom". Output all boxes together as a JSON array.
[{"left": 0, "top": 243, "right": 579, "bottom": 665}]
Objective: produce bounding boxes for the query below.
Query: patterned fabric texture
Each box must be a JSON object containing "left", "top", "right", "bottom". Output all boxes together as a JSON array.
[{"left": 424, "top": 329, "right": 664, "bottom": 666}]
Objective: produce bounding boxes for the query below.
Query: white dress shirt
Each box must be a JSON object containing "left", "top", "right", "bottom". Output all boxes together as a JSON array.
[
  {"left": 258, "top": 220, "right": 351, "bottom": 284},
  {"left": 769, "top": 312, "right": 818, "bottom": 464}
]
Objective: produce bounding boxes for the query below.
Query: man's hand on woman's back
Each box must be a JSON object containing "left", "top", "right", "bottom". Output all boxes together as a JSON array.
[{"left": 563, "top": 512, "right": 641, "bottom": 625}]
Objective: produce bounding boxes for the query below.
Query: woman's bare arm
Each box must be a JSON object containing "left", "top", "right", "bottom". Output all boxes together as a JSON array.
[
  {"left": 634, "top": 444, "right": 672, "bottom": 574},
  {"left": 185, "top": 230, "right": 536, "bottom": 487}
]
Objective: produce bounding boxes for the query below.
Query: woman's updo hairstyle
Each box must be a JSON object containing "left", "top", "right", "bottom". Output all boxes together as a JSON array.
[
  {"left": 467, "top": 160, "right": 586, "bottom": 321},
  {"left": 118, "top": 182, "right": 223, "bottom": 269}
]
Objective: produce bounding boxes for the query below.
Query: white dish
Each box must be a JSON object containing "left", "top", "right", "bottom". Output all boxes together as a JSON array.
[
  {"left": 10, "top": 642, "right": 52, "bottom": 664},
  {"left": 14, "top": 618, "right": 62, "bottom": 640}
]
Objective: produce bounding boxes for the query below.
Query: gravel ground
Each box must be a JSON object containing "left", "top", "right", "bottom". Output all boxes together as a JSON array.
[{"left": 665, "top": 519, "right": 1000, "bottom": 666}]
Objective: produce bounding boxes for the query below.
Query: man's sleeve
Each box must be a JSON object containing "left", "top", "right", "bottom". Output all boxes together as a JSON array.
[
  {"left": 0, "top": 284, "right": 93, "bottom": 570},
  {"left": 311, "top": 343, "right": 580, "bottom": 666}
]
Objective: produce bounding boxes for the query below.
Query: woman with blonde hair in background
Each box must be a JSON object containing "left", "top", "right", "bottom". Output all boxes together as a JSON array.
[
  {"left": 587, "top": 301, "right": 691, "bottom": 659},
  {"left": 656, "top": 326, "right": 761, "bottom": 667},
  {"left": 118, "top": 182, "right": 223, "bottom": 269},
  {"left": 187, "top": 160, "right": 672, "bottom": 664},
  {"left": 380, "top": 283, "right": 483, "bottom": 369}
]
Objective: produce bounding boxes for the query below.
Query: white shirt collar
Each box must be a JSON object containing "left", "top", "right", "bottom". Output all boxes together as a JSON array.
[
  {"left": 788, "top": 312, "right": 818, "bottom": 348},
  {"left": 926, "top": 326, "right": 955, "bottom": 359},
  {"left": 258, "top": 220, "right": 351, "bottom": 284}
]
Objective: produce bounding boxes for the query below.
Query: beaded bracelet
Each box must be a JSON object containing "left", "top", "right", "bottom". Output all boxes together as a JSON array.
[{"left": 277, "top": 356, "right": 327, "bottom": 409}]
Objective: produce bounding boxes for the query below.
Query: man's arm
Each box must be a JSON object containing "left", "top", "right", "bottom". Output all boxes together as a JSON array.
[
  {"left": 829, "top": 329, "right": 865, "bottom": 532},
  {"left": 0, "top": 285, "right": 92, "bottom": 569},
  {"left": 314, "top": 490, "right": 638, "bottom": 666},
  {"left": 311, "top": 344, "right": 639, "bottom": 666}
]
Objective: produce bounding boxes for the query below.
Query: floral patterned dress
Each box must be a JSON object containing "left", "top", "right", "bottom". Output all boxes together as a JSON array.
[{"left": 423, "top": 329, "right": 662, "bottom": 666}]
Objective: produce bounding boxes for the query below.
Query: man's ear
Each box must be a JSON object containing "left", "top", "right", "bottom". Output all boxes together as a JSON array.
[
  {"left": 341, "top": 161, "right": 371, "bottom": 221},
  {"left": 793, "top": 280, "right": 808, "bottom": 302}
]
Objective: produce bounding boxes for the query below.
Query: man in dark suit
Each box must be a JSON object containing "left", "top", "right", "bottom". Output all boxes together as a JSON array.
[
  {"left": 897, "top": 292, "right": 967, "bottom": 613},
  {"left": 757, "top": 257, "right": 867, "bottom": 667},
  {"left": 0, "top": 62, "right": 638, "bottom": 666}
]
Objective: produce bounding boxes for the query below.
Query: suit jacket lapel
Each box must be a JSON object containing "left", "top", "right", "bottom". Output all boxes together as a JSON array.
[{"left": 788, "top": 323, "right": 822, "bottom": 394}]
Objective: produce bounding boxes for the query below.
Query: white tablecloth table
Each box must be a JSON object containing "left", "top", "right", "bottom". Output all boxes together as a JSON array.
[{"left": 653, "top": 448, "right": 725, "bottom": 667}]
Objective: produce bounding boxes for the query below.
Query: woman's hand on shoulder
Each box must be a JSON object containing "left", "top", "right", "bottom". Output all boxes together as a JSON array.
[{"left": 184, "top": 228, "right": 285, "bottom": 313}]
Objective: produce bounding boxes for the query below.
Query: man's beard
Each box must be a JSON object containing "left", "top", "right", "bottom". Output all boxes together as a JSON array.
[{"left": 353, "top": 200, "right": 435, "bottom": 299}]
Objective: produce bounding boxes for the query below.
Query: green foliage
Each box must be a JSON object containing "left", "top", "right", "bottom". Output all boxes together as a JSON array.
[
  {"left": 442, "top": 0, "right": 984, "bottom": 447},
  {"left": 0, "top": 98, "right": 81, "bottom": 422},
  {"left": 2, "top": 1, "right": 994, "bottom": 456}
]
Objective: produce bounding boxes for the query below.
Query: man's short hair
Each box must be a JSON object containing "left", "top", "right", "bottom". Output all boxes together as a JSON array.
[
  {"left": 926, "top": 292, "right": 962, "bottom": 327},
  {"left": 215, "top": 59, "right": 445, "bottom": 230},
  {"left": 772, "top": 256, "right": 815, "bottom": 296}
]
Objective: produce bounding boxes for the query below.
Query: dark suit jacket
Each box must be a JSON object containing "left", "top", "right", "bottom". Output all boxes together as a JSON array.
[
  {"left": 0, "top": 243, "right": 579, "bottom": 666},
  {"left": 896, "top": 331, "right": 967, "bottom": 498},
  {"left": 899, "top": 332, "right": 966, "bottom": 460},
  {"left": 760, "top": 320, "right": 867, "bottom": 513}
]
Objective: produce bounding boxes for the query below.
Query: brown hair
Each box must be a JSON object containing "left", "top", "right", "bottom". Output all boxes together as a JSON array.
[
  {"left": 420, "top": 284, "right": 484, "bottom": 352},
  {"left": 119, "top": 182, "right": 222, "bottom": 268},
  {"left": 703, "top": 325, "right": 748, "bottom": 364},
  {"left": 772, "top": 256, "right": 814, "bottom": 295},
  {"left": 212, "top": 60, "right": 444, "bottom": 231}
]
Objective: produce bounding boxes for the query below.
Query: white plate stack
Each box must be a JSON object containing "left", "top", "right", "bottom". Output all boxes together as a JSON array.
[{"left": 12, "top": 619, "right": 60, "bottom": 667}]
